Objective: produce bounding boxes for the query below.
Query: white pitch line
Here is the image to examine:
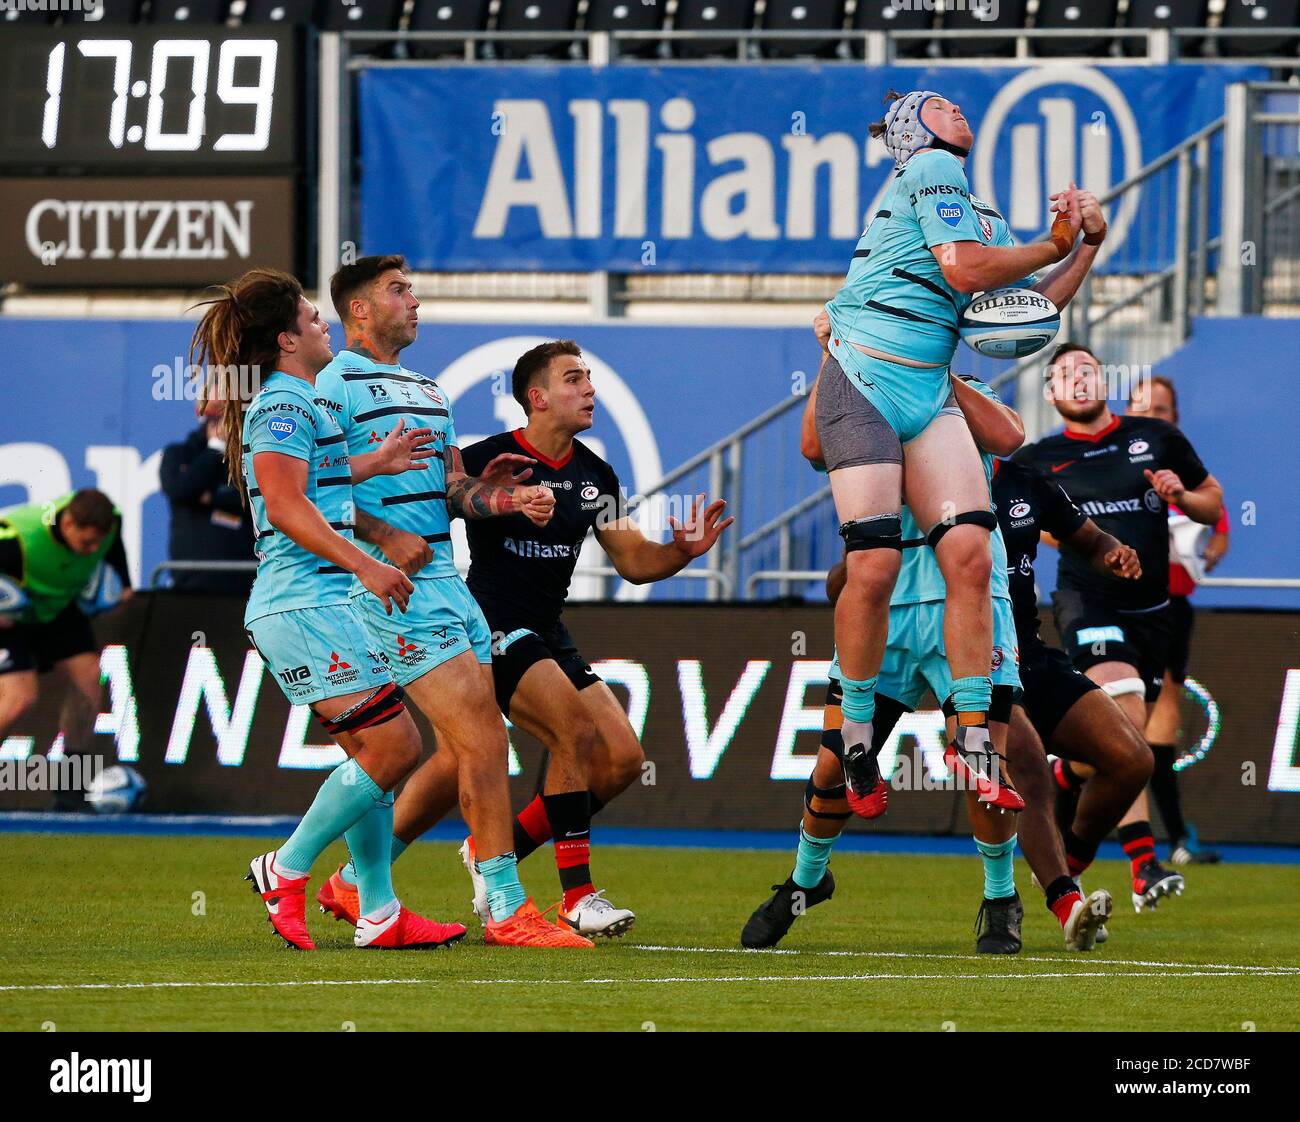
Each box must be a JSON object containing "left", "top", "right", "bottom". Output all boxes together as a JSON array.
[
  {"left": 4, "top": 970, "right": 1300, "bottom": 994},
  {"left": 627, "top": 944, "right": 1300, "bottom": 974}
]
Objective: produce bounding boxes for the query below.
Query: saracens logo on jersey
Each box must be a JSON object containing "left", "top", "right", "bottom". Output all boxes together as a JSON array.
[{"left": 1009, "top": 501, "right": 1031, "bottom": 519}]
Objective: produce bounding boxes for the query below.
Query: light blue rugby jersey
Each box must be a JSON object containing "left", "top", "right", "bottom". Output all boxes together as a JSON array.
[
  {"left": 316, "top": 351, "right": 459, "bottom": 581},
  {"left": 242, "top": 371, "right": 356, "bottom": 622},
  {"left": 825, "top": 150, "right": 1032, "bottom": 368},
  {"left": 891, "top": 376, "right": 1011, "bottom": 607}
]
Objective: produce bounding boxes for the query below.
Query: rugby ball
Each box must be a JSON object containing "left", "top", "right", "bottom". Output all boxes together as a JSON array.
[
  {"left": 78, "top": 561, "right": 124, "bottom": 618},
  {"left": 0, "top": 575, "right": 28, "bottom": 622},
  {"left": 959, "top": 288, "right": 1061, "bottom": 360},
  {"left": 86, "top": 764, "right": 148, "bottom": 815}
]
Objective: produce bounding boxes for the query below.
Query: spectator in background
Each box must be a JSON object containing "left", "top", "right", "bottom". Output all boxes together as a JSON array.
[
  {"left": 0, "top": 488, "right": 133, "bottom": 810},
  {"left": 1128, "top": 374, "right": 1226, "bottom": 864},
  {"left": 160, "top": 397, "right": 255, "bottom": 596}
]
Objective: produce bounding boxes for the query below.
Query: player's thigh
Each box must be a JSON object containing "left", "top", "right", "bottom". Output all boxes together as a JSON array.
[
  {"left": 576, "top": 680, "right": 644, "bottom": 775},
  {"left": 901, "top": 412, "right": 989, "bottom": 530},
  {"left": 404, "top": 648, "right": 504, "bottom": 751},
  {"left": 1051, "top": 687, "right": 1152, "bottom": 778},
  {"left": 828, "top": 463, "right": 903, "bottom": 525},
  {"left": 53, "top": 651, "right": 102, "bottom": 706},
  {"left": 248, "top": 601, "right": 392, "bottom": 708},
  {"left": 1082, "top": 660, "right": 1147, "bottom": 732},
  {"left": 0, "top": 668, "right": 39, "bottom": 717},
  {"left": 506, "top": 658, "right": 596, "bottom": 760}
]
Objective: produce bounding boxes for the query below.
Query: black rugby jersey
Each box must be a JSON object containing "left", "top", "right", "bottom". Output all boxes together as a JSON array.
[
  {"left": 461, "top": 430, "right": 624, "bottom": 630},
  {"left": 992, "top": 457, "right": 1087, "bottom": 644},
  {"left": 1016, "top": 415, "right": 1208, "bottom": 611}
]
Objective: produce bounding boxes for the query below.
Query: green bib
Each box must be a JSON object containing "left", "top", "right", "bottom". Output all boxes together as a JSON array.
[{"left": 0, "top": 494, "right": 118, "bottom": 623}]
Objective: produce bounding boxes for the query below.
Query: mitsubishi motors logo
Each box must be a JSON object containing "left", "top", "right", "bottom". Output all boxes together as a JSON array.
[
  {"left": 397, "top": 636, "right": 419, "bottom": 658},
  {"left": 328, "top": 652, "right": 351, "bottom": 673}
]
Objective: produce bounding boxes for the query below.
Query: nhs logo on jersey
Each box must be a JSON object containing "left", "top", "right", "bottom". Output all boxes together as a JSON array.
[
  {"left": 268, "top": 418, "right": 297, "bottom": 441},
  {"left": 936, "top": 202, "right": 965, "bottom": 227}
]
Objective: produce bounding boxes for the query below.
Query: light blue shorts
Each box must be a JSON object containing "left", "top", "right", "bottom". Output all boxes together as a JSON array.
[
  {"left": 352, "top": 575, "right": 493, "bottom": 687},
  {"left": 827, "top": 336, "right": 953, "bottom": 446},
  {"left": 875, "top": 597, "right": 1022, "bottom": 711},
  {"left": 246, "top": 600, "right": 393, "bottom": 706}
]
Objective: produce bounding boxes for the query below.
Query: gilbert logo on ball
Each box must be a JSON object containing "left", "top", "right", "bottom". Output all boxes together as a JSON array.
[{"left": 958, "top": 288, "right": 1061, "bottom": 360}]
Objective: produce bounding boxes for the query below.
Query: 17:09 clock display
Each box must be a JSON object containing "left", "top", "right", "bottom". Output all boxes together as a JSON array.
[{"left": 0, "top": 28, "right": 298, "bottom": 169}]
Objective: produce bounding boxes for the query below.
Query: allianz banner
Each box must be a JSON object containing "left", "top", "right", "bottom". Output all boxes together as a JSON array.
[
  {"left": 3, "top": 595, "right": 1298, "bottom": 846},
  {"left": 358, "top": 63, "right": 1263, "bottom": 275}
]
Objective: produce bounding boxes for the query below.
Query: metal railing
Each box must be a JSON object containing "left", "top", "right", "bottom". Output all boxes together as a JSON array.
[
  {"left": 337, "top": 27, "right": 1300, "bottom": 67},
  {"left": 745, "top": 569, "right": 1300, "bottom": 597},
  {"left": 149, "top": 559, "right": 733, "bottom": 596}
]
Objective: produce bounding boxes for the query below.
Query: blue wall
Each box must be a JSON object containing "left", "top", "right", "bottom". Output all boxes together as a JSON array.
[{"left": 0, "top": 315, "right": 1295, "bottom": 608}]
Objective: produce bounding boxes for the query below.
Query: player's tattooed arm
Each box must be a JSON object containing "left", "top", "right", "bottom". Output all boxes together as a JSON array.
[
  {"left": 443, "top": 445, "right": 555, "bottom": 526},
  {"left": 355, "top": 509, "right": 432, "bottom": 576}
]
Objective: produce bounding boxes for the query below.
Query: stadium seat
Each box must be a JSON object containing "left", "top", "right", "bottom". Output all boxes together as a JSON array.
[
  {"left": 238, "top": 0, "right": 320, "bottom": 24},
  {"left": 941, "top": 0, "right": 1029, "bottom": 57},
  {"left": 671, "top": 0, "right": 758, "bottom": 58},
  {"left": 1032, "top": 0, "right": 1120, "bottom": 57},
  {"left": 319, "top": 0, "right": 403, "bottom": 54},
  {"left": 1216, "top": 0, "right": 1300, "bottom": 56},
  {"left": 406, "top": 0, "right": 491, "bottom": 58},
  {"left": 850, "top": 1, "right": 934, "bottom": 59},
  {"left": 148, "top": 0, "right": 225, "bottom": 20},
  {"left": 759, "top": 0, "right": 847, "bottom": 58},
  {"left": 585, "top": 0, "right": 667, "bottom": 58},
  {"left": 493, "top": 0, "right": 580, "bottom": 58},
  {"left": 1121, "top": 0, "right": 1208, "bottom": 57},
  {"left": 76, "top": 0, "right": 140, "bottom": 20}
]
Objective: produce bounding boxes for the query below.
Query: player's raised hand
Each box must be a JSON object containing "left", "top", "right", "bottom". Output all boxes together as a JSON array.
[
  {"left": 517, "top": 484, "right": 556, "bottom": 528},
  {"left": 357, "top": 557, "right": 414, "bottom": 615},
  {"left": 670, "top": 494, "right": 735, "bottom": 558},
  {"left": 1075, "top": 189, "right": 1108, "bottom": 243},
  {"left": 813, "top": 309, "right": 832, "bottom": 352},
  {"left": 378, "top": 527, "right": 433, "bottom": 576},
  {"left": 1103, "top": 543, "right": 1142, "bottom": 581},
  {"left": 477, "top": 453, "right": 536, "bottom": 488},
  {"left": 1144, "top": 467, "right": 1186, "bottom": 504},
  {"left": 375, "top": 419, "right": 440, "bottom": 475},
  {"left": 1048, "top": 182, "right": 1083, "bottom": 259}
]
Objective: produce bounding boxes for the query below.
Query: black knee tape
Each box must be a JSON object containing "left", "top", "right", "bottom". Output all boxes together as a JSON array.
[
  {"left": 840, "top": 514, "right": 903, "bottom": 553},
  {"left": 927, "top": 509, "right": 997, "bottom": 549},
  {"left": 805, "top": 776, "right": 851, "bottom": 821},
  {"left": 320, "top": 682, "right": 407, "bottom": 736}
]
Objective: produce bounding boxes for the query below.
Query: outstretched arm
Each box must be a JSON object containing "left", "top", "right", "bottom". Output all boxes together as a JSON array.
[{"left": 596, "top": 496, "right": 734, "bottom": 585}]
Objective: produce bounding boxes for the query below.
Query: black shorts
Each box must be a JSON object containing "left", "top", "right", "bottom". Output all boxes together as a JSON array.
[
  {"left": 1019, "top": 638, "right": 1101, "bottom": 744},
  {"left": 1165, "top": 594, "right": 1194, "bottom": 684},
  {"left": 1052, "top": 588, "right": 1170, "bottom": 703},
  {"left": 0, "top": 601, "right": 97, "bottom": 676},
  {"left": 490, "top": 618, "right": 601, "bottom": 716}
]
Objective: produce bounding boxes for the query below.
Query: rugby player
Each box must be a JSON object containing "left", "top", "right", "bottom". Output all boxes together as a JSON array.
[
  {"left": 992, "top": 455, "right": 1153, "bottom": 938},
  {"left": 310, "top": 256, "right": 593, "bottom": 948},
  {"left": 819, "top": 89, "right": 1088, "bottom": 818},
  {"left": 1018, "top": 345, "right": 1224, "bottom": 911},
  {"left": 0, "top": 489, "right": 133, "bottom": 810},
  {"left": 744, "top": 318, "right": 1114, "bottom": 954},
  {"left": 1126, "top": 375, "right": 1225, "bottom": 864},
  {"left": 455, "top": 340, "right": 733, "bottom": 937},
  {"left": 197, "top": 267, "right": 465, "bottom": 951}
]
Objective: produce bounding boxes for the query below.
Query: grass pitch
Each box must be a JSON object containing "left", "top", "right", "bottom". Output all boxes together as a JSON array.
[{"left": 3, "top": 833, "right": 1298, "bottom": 1032}]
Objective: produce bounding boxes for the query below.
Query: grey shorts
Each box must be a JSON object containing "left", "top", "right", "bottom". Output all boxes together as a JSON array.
[{"left": 815, "top": 353, "right": 907, "bottom": 470}]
